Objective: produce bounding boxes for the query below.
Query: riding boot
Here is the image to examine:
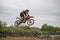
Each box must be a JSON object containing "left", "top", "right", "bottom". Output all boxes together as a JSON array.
[{"left": 23, "top": 20, "right": 26, "bottom": 23}]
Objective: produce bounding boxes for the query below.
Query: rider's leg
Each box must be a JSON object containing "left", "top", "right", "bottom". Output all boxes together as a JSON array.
[
  {"left": 22, "top": 17, "right": 26, "bottom": 23},
  {"left": 22, "top": 19, "right": 25, "bottom": 23}
]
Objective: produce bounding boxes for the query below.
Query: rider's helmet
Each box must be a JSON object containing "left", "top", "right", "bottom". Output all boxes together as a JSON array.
[{"left": 25, "top": 9, "right": 29, "bottom": 12}]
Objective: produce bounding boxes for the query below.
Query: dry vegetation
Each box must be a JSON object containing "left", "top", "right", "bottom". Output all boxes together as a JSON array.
[
  {"left": 0, "top": 36, "right": 60, "bottom": 40},
  {"left": 0, "top": 37, "right": 60, "bottom": 40},
  {"left": 0, "top": 37, "right": 51, "bottom": 40}
]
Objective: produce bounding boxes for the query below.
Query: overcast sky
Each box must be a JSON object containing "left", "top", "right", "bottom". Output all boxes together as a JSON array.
[{"left": 0, "top": 0, "right": 60, "bottom": 28}]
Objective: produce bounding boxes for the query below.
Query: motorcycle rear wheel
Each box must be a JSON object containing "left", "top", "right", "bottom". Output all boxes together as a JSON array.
[{"left": 14, "top": 20, "right": 21, "bottom": 27}]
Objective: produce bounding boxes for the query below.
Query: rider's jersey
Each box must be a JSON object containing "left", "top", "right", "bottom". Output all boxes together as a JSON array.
[{"left": 20, "top": 11, "right": 29, "bottom": 17}]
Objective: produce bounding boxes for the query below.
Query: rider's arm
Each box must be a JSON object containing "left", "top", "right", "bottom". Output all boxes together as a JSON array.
[{"left": 26, "top": 13, "right": 29, "bottom": 16}]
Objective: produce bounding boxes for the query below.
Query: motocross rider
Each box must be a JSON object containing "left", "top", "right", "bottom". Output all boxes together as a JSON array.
[{"left": 20, "top": 9, "right": 29, "bottom": 23}]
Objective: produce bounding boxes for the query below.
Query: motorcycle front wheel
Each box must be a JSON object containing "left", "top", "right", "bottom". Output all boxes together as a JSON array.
[{"left": 27, "top": 19, "right": 34, "bottom": 26}]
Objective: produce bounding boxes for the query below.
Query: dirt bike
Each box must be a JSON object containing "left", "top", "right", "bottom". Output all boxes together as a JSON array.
[{"left": 14, "top": 16, "right": 34, "bottom": 27}]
